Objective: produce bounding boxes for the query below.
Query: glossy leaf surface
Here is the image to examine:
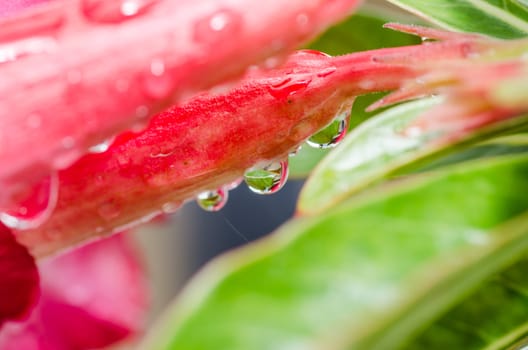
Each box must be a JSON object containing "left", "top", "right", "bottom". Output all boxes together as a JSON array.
[
  {"left": 299, "top": 95, "right": 528, "bottom": 215},
  {"left": 386, "top": 0, "right": 528, "bottom": 38},
  {"left": 143, "top": 154, "right": 528, "bottom": 350}
]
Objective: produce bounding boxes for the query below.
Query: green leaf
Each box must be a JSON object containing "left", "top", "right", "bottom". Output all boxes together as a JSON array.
[
  {"left": 298, "top": 98, "right": 528, "bottom": 215},
  {"left": 143, "top": 155, "right": 528, "bottom": 350},
  {"left": 290, "top": 92, "right": 388, "bottom": 178},
  {"left": 408, "top": 253, "right": 528, "bottom": 349},
  {"left": 386, "top": 0, "right": 528, "bottom": 38},
  {"left": 307, "top": 13, "right": 420, "bottom": 56},
  {"left": 418, "top": 133, "right": 528, "bottom": 171},
  {"left": 298, "top": 97, "right": 440, "bottom": 214}
]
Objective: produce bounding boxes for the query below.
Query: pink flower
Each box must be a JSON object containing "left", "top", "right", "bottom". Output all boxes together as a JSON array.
[
  {"left": 4, "top": 1, "right": 528, "bottom": 349},
  {"left": 0, "top": 232, "right": 147, "bottom": 350},
  {"left": 0, "top": 223, "right": 38, "bottom": 328}
]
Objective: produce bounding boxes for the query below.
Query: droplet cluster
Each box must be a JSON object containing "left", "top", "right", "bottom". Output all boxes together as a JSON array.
[
  {"left": 194, "top": 104, "right": 352, "bottom": 212},
  {"left": 0, "top": 172, "right": 59, "bottom": 230}
]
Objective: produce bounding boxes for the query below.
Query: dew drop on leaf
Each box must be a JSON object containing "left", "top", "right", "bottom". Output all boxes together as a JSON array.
[
  {"left": 244, "top": 160, "right": 289, "bottom": 195},
  {"left": 196, "top": 189, "right": 228, "bottom": 212},
  {"left": 0, "top": 172, "right": 59, "bottom": 230},
  {"left": 306, "top": 110, "right": 349, "bottom": 149}
]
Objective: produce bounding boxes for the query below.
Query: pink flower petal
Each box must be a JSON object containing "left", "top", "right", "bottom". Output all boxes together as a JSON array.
[
  {"left": 17, "top": 40, "right": 479, "bottom": 257},
  {"left": 0, "top": 233, "right": 147, "bottom": 349},
  {"left": 0, "top": 223, "right": 39, "bottom": 326},
  {"left": 0, "top": 0, "right": 49, "bottom": 17},
  {"left": 0, "top": 0, "right": 360, "bottom": 209}
]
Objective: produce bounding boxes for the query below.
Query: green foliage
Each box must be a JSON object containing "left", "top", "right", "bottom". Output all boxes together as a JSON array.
[
  {"left": 146, "top": 155, "right": 528, "bottom": 349},
  {"left": 386, "top": 0, "right": 528, "bottom": 38},
  {"left": 144, "top": 1, "right": 528, "bottom": 349}
]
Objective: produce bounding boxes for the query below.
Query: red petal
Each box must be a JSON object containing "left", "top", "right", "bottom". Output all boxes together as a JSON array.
[
  {"left": 0, "top": 233, "right": 147, "bottom": 349},
  {"left": 0, "top": 223, "right": 39, "bottom": 326},
  {"left": 16, "top": 40, "right": 481, "bottom": 257},
  {"left": 0, "top": 0, "right": 49, "bottom": 17},
  {"left": 0, "top": 0, "right": 360, "bottom": 208}
]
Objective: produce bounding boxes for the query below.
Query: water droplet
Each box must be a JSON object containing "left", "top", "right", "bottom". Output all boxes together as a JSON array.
[
  {"left": 26, "top": 113, "right": 42, "bottom": 129},
  {"left": 289, "top": 145, "right": 302, "bottom": 157},
  {"left": 121, "top": 0, "right": 140, "bottom": 16},
  {"left": 296, "top": 13, "right": 309, "bottom": 27},
  {"left": 150, "top": 58, "right": 165, "bottom": 76},
  {"left": 267, "top": 76, "right": 311, "bottom": 100},
  {"left": 88, "top": 137, "right": 114, "bottom": 154},
  {"left": 403, "top": 126, "right": 423, "bottom": 138},
  {"left": 61, "top": 136, "right": 75, "bottom": 149},
  {"left": 149, "top": 144, "right": 174, "bottom": 158},
  {"left": 306, "top": 112, "right": 349, "bottom": 149},
  {"left": 196, "top": 188, "right": 228, "bottom": 212},
  {"left": 161, "top": 202, "right": 180, "bottom": 214},
  {"left": 421, "top": 36, "right": 437, "bottom": 43},
  {"left": 244, "top": 161, "right": 289, "bottom": 195},
  {"left": 52, "top": 148, "right": 82, "bottom": 170},
  {"left": 317, "top": 66, "right": 337, "bottom": 78},
  {"left": 135, "top": 105, "right": 149, "bottom": 119},
  {"left": 115, "top": 79, "right": 130, "bottom": 93},
  {"left": 359, "top": 80, "right": 376, "bottom": 90},
  {"left": 194, "top": 9, "right": 243, "bottom": 43},
  {"left": 295, "top": 13, "right": 310, "bottom": 35},
  {"left": 294, "top": 49, "right": 331, "bottom": 58},
  {"left": 116, "top": 154, "right": 130, "bottom": 166},
  {"left": 225, "top": 178, "right": 242, "bottom": 191},
  {"left": 0, "top": 37, "right": 57, "bottom": 64},
  {"left": 82, "top": 0, "right": 159, "bottom": 23},
  {"left": 142, "top": 58, "right": 174, "bottom": 99},
  {"left": 98, "top": 200, "right": 121, "bottom": 221},
  {"left": 0, "top": 172, "right": 59, "bottom": 230}
]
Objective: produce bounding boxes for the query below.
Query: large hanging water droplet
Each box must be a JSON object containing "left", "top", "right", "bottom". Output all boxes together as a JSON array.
[
  {"left": 193, "top": 9, "right": 243, "bottom": 44},
  {"left": 81, "top": 0, "right": 159, "bottom": 23},
  {"left": 306, "top": 112, "right": 349, "bottom": 149},
  {"left": 267, "top": 76, "right": 312, "bottom": 100},
  {"left": 0, "top": 172, "right": 59, "bottom": 230},
  {"left": 196, "top": 188, "right": 228, "bottom": 212},
  {"left": 244, "top": 161, "right": 289, "bottom": 195}
]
